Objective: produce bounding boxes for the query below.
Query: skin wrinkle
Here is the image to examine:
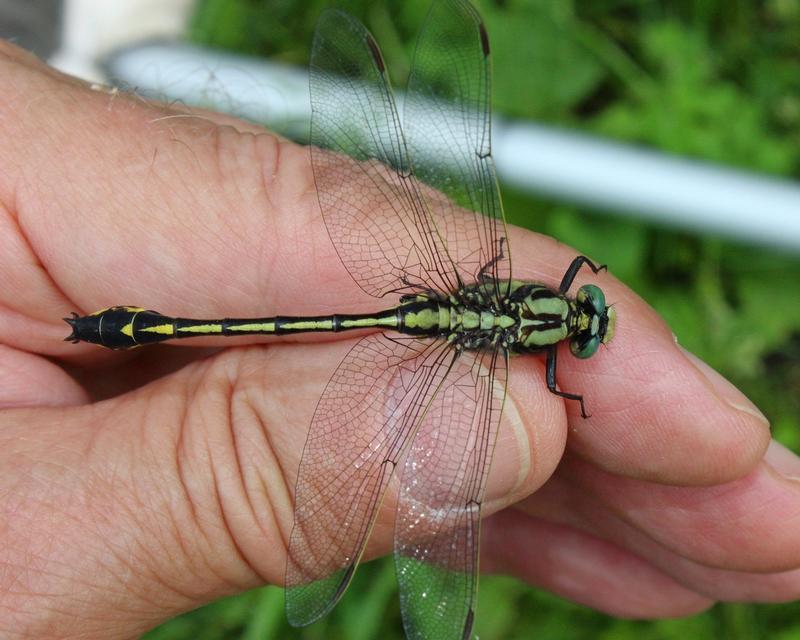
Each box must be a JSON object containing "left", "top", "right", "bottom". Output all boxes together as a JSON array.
[
  {"left": 161, "top": 454, "right": 206, "bottom": 601},
  {"left": 518, "top": 515, "right": 711, "bottom": 617},
  {"left": 625, "top": 468, "right": 767, "bottom": 547},
  {"left": 207, "top": 119, "right": 227, "bottom": 194},
  {"left": 216, "top": 132, "right": 255, "bottom": 254},
  {"left": 186, "top": 128, "right": 264, "bottom": 307},
  {"left": 213, "top": 131, "right": 272, "bottom": 301},
  {"left": 165, "top": 135, "right": 203, "bottom": 200},
  {"left": 188, "top": 428, "right": 247, "bottom": 586},
  {"left": 653, "top": 547, "right": 780, "bottom": 602},
  {"left": 224, "top": 353, "right": 279, "bottom": 584},
  {"left": 239, "top": 354, "right": 295, "bottom": 569},
  {"left": 562, "top": 458, "right": 715, "bottom": 558},
  {"left": 160, "top": 130, "right": 215, "bottom": 242},
  {"left": 520, "top": 479, "right": 712, "bottom": 597},
  {"left": 87, "top": 462, "right": 174, "bottom": 615},
  {"left": 162, "top": 365, "right": 247, "bottom": 597},
  {"left": 174, "top": 377, "right": 203, "bottom": 545},
  {"left": 102, "top": 528, "right": 165, "bottom": 616},
  {"left": 274, "top": 171, "right": 325, "bottom": 300},
  {"left": 204, "top": 355, "right": 266, "bottom": 586},
  {"left": 147, "top": 133, "right": 218, "bottom": 303},
  {"left": 250, "top": 440, "right": 292, "bottom": 576},
  {"left": 540, "top": 462, "right": 792, "bottom": 584},
  {"left": 546, "top": 470, "right": 692, "bottom": 559},
  {"left": 514, "top": 523, "right": 627, "bottom": 614},
  {"left": 254, "top": 134, "right": 287, "bottom": 300},
  {"left": 582, "top": 385, "right": 759, "bottom": 486},
  {"left": 640, "top": 535, "right": 800, "bottom": 602},
  {"left": 1, "top": 188, "right": 67, "bottom": 329}
]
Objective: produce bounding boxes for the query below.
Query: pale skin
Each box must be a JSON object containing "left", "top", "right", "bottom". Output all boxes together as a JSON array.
[{"left": 0, "top": 40, "right": 798, "bottom": 640}]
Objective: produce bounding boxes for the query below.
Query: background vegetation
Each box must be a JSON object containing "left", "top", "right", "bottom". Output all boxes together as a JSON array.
[{"left": 145, "top": 0, "right": 800, "bottom": 638}]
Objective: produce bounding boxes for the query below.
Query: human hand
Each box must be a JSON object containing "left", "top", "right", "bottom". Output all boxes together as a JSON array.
[{"left": 0, "top": 41, "right": 790, "bottom": 640}]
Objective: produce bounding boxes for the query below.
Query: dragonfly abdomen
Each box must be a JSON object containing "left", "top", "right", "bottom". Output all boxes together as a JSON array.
[{"left": 64, "top": 306, "right": 402, "bottom": 350}]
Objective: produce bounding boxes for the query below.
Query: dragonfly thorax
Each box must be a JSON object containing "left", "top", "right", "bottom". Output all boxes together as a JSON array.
[
  {"left": 506, "top": 280, "right": 614, "bottom": 357},
  {"left": 395, "top": 279, "right": 616, "bottom": 356}
]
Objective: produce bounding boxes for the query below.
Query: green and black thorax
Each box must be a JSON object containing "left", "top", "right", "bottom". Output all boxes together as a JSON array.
[{"left": 64, "top": 279, "right": 615, "bottom": 358}]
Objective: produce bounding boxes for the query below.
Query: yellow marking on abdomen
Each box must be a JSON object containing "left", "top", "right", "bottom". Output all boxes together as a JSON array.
[
  {"left": 281, "top": 320, "right": 334, "bottom": 331},
  {"left": 91, "top": 305, "right": 144, "bottom": 317},
  {"left": 140, "top": 324, "right": 176, "bottom": 335},
  {"left": 339, "top": 316, "right": 397, "bottom": 329},
  {"left": 226, "top": 322, "right": 276, "bottom": 333},
  {"left": 178, "top": 324, "right": 223, "bottom": 334}
]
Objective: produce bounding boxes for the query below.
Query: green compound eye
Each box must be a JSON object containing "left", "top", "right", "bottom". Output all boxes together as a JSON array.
[
  {"left": 572, "top": 284, "right": 610, "bottom": 358},
  {"left": 577, "top": 284, "right": 606, "bottom": 315},
  {"left": 571, "top": 334, "right": 601, "bottom": 359}
]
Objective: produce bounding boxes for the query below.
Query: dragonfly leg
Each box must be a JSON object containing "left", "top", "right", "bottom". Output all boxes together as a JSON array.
[
  {"left": 477, "top": 236, "right": 506, "bottom": 282},
  {"left": 397, "top": 275, "right": 443, "bottom": 302},
  {"left": 558, "top": 255, "right": 607, "bottom": 294},
  {"left": 546, "top": 345, "right": 589, "bottom": 418}
]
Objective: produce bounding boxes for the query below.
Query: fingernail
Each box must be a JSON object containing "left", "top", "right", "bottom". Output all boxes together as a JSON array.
[
  {"left": 764, "top": 439, "right": 800, "bottom": 481},
  {"left": 486, "top": 393, "right": 530, "bottom": 502},
  {"left": 679, "top": 346, "right": 770, "bottom": 427}
]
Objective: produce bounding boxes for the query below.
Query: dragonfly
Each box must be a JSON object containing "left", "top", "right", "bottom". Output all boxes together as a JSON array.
[{"left": 64, "top": 0, "right": 615, "bottom": 637}]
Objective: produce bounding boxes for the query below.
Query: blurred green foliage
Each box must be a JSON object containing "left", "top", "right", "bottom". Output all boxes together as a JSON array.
[{"left": 146, "top": 0, "right": 800, "bottom": 638}]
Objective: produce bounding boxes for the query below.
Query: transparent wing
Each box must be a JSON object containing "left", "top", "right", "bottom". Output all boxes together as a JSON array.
[
  {"left": 310, "top": 8, "right": 462, "bottom": 298},
  {"left": 404, "top": 0, "right": 511, "bottom": 298},
  {"left": 285, "top": 333, "right": 458, "bottom": 625},
  {"left": 395, "top": 345, "right": 508, "bottom": 640}
]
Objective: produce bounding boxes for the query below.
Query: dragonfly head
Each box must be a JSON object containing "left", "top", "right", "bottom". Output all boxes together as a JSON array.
[{"left": 570, "top": 284, "right": 616, "bottom": 359}]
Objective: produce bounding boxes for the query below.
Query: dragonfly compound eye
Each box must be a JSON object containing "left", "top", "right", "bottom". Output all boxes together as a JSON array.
[
  {"left": 571, "top": 284, "right": 614, "bottom": 358},
  {"left": 576, "top": 284, "right": 606, "bottom": 315},
  {"left": 570, "top": 333, "right": 601, "bottom": 359}
]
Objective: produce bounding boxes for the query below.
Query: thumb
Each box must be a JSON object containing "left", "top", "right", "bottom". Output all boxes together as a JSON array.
[
  {"left": 485, "top": 356, "right": 567, "bottom": 509},
  {"left": 0, "top": 340, "right": 565, "bottom": 639}
]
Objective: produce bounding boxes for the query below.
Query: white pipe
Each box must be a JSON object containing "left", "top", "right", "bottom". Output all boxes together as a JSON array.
[
  {"left": 493, "top": 122, "right": 800, "bottom": 252},
  {"left": 107, "top": 42, "right": 800, "bottom": 253}
]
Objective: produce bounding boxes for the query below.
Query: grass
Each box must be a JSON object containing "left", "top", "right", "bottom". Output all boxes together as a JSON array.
[{"left": 144, "top": 0, "right": 800, "bottom": 638}]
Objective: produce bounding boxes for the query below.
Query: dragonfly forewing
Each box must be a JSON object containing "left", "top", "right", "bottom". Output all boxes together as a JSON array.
[
  {"left": 404, "top": 0, "right": 510, "bottom": 296},
  {"left": 309, "top": 8, "right": 463, "bottom": 299}
]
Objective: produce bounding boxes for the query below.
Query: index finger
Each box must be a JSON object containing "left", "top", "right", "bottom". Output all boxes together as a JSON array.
[
  {"left": 1, "top": 43, "right": 770, "bottom": 488},
  {"left": 509, "top": 232, "right": 770, "bottom": 486}
]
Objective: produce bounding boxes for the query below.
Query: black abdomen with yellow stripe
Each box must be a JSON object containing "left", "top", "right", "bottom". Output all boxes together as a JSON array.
[{"left": 63, "top": 278, "right": 615, "bottom": 355}]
